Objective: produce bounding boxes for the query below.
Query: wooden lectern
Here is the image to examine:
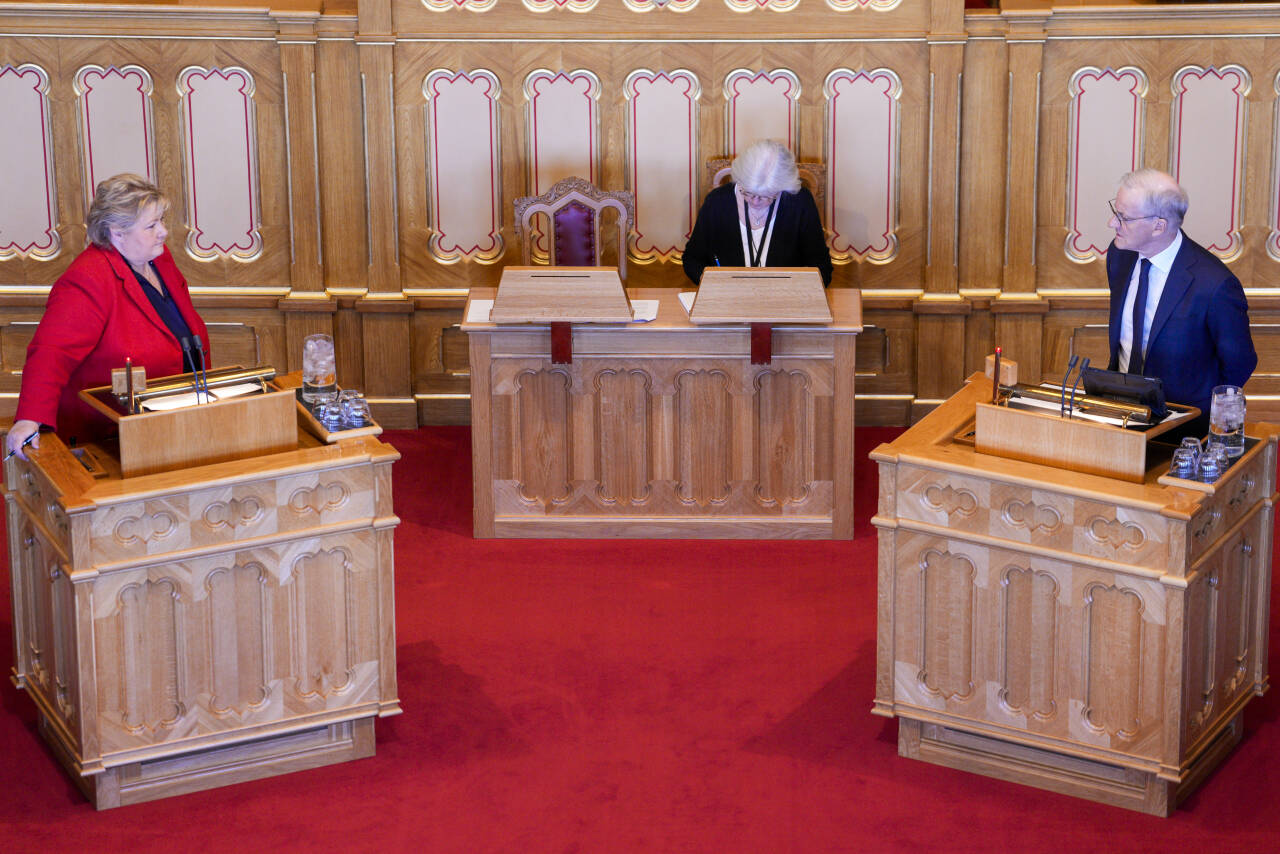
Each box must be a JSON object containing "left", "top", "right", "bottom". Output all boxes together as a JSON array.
[
  {"left": 3, "top": 372, "right": 400, "bottom": 808},
  {"left": 491, "top": 266, "right": 632, "bottom": 363},
  {"left": 872, "top": 373, "right": 1275, "bottom": 815},
  {"left": 690, "top": 267, "right": 831, "bottom": 365}
]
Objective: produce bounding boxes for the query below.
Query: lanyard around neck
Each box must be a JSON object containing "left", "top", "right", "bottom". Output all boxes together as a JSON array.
[{"left": 742, "top": 197, "right": 777, "bottom": 267}]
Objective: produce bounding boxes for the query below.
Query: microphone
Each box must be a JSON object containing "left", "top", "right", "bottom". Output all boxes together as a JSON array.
[
  {"left": 192, "top": 335, "right": 210, "bottom": 402},
  {"left": 1068, "top": 357, "right": 1090, "bottom": 418},
  {"left": 1060, "top": 355, "right": 1079, "bottom": 417},
  {"left": 179, "top": 335, "right": 194, "bottom": 375}
]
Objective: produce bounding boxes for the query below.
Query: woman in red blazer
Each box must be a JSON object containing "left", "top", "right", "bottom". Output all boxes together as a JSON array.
[{"left": 6, "top": 174, "right": 209, "bottom": 458}]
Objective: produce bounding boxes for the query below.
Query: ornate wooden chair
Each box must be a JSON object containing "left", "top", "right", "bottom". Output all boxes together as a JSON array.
[
  {"left": 513, "top": 176, "right": 635, "bottom": 281},
  {"left": 705, "top": 157, "right": 827, "bottom": 228}
]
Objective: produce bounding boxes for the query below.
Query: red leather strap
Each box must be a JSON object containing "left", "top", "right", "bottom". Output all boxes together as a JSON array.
[
  {"left": 750, "top": 322, "right": 772, "bottom": 365},
  {"left": 551, "top": 322, "right": 572, "bottom": 364}
]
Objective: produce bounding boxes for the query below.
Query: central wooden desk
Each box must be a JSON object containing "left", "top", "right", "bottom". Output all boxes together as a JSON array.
[
  {"left": 871, "top": 374, "right": 1276, "bottom": 815},
  {"left": 463, "top": 287, "right": 862, "bottom": 538}
]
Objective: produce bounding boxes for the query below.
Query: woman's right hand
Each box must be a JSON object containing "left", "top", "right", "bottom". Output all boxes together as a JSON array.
[{"left": 5, "top": 419, "right": 41, "bottom": 460}]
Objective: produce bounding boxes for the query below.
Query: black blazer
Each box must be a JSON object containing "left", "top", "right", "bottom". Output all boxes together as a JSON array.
[
  {"left": 1106, "top": 232, "right": 1256, "bottom": 414},
  {"left": 682, "top": 183, "right": 832, "bottom": 285}
]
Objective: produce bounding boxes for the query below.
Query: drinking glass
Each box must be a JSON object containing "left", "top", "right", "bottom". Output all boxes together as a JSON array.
[
  {"left": 341, "top": 395, "right": 372, "bottom": 428},
  {"left": 316, "top": 400, "right": 345, "bottom": 431},
  {"left": 302, "top": 333, "right": 337, "bottom": 405},
  {"left": 1178, "top": 437, "right": 1202, "bottom": 469},
  {"left": 1169, "top": 448, "right": 1197, "bottom": 480},
  {"left": 1198, "top": 450, "right": 1223, "bottom": 483},
  {"left": 1207, "top": 384, "right": 1246, "bottom": 458}
]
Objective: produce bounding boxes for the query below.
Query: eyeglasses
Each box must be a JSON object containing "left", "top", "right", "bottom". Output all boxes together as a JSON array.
[
  {"left": 1109, "top": 199, "right": 1162, "bottom": 227},
  {"left": 741, "top": 189, "right": 778, "bottom": 205}
]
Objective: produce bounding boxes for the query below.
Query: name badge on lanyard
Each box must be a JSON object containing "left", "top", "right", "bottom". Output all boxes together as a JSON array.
[{"left": 743, "top": 198, "right": 777, "bottom": 267}]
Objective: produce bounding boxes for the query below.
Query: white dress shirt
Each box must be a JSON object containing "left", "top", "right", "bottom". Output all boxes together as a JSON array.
[{"left": 1117, "top": 230, "right": 1182, "bottom": 372}]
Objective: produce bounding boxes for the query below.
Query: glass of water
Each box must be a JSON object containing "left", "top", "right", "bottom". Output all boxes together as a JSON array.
[
  {"left": 302, "top": 333, "right": 337, "bottom": 405},
  {"left": 1208, "top": 384, "right": 1246, "bottom": 458}
]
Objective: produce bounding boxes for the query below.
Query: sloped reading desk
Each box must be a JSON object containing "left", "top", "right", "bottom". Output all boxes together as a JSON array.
[
  {"left": 690, "top": 267, "right": 832, "bottom": 365},
  {"left": 871, "top": 372, "right": 1276, "bottom": 815},
  {"left": 3, "top": 370, "right": 400, "bottom": 808},
  {"left": 464, "top": 285, "right": 862, "bottom": 539}
]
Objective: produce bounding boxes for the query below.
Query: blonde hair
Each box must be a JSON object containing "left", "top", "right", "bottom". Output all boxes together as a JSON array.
[
  {"left": 86, "top": 173, "right": 169, "bottom": 249},
  {"left": 731, "top": 140, "right": 802, "bottom": 197}
]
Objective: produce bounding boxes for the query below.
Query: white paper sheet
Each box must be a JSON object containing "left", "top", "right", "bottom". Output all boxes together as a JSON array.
[
  {"left": 678, "top": 291, "right": 696, "bottom": 314},
  {"left": 140, "top": 382, "right": 264, "bottom": 412},
  {"left": 630, "top": 300, "right": 659, "bottom": 322},
  {"left": 465, "top": 299, "right": 494, "bottom": 323}
]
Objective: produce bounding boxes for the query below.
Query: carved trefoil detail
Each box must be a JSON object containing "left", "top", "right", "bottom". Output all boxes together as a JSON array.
[
  {"left": 1086, "top": 515, "right": 1145, "bottom": 550},
  {"left": 116, "top": 577, "right": 186, "bottom": 733},
  {"left": 75, "top": 64, "right": 156, "bottom": 193},
  {"left": 823, "top": 67, "right": 900, "bottom": 264},
  {"left": 1065, "top": 66, "right": 1147, "bottom": 263},
  {"left": 290, "top": 548, "right": 356, "bottom": 700},
  {"left": 423, "top": 69, "right": 504, "bottom": 263},
  {"left": 1081, "top": 582, "right": 1143, "bottom": 738},
  {"left": 674, "top": 369, "right": 732, "bottom": 505},
  {"left": 177, "top": 66, "right": 263, "bottom": 261},
  {"left": 0, "top": 63, "right": 60, "bottom": 260},
  {"left": 923, "top": 483, "right": 977, "bottom": 517},
  {"left": 205, "top": 562, "right": 271, "bottom": 716},
  {"left": 513, "top": 369, "right": 573, "bottom": 505},
  {"left": 1000, "top": 566, "right": 1058, "bottom": 720},
  {"left": 754, "top": 370, "right": 813, "bottom": 506},
  {"left": 1171, "top": 65, "right": 1249, "bottom": 262},
  {"left": 594, "top": 369, "right": 654, "bottom": 505},
  {"left": 1002, "top": 499, "right": 1061, "bottom": 534},
  {"left": 917, "top": 548, "right": 976, "bottom": 701}
]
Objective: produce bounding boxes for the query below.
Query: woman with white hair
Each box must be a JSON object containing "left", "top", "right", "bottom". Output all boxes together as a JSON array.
[{"left": 683, "top": 139, "right": 832, "bottom": 286}]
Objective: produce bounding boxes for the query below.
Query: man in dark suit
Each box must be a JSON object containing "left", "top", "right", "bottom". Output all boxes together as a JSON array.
[{"left": 1106, "top": 169, "right": 1256, "bottom": 422}]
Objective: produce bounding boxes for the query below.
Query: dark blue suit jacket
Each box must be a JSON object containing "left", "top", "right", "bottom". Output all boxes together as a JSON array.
[{"left": 1106, "top": 232, "right": 1256, "bottom": 414}]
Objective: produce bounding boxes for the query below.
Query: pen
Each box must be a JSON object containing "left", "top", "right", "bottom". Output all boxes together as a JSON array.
[
  {"left": 713, "top": 255, "right": 720, "bottom": 266},
  {"left": 3, "top": 432, "right": 36, "bottom": 461}
]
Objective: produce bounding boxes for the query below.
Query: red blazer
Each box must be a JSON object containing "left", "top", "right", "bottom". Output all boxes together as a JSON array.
[{"left": 15, "top": 244, "right": 209, "bottom": 444}]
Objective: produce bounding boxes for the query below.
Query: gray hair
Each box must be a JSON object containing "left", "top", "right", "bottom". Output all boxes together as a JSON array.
[
  {"left": 86, "top": 173, "right": 169, "bottom": 249},
  {"left": 731, "top": 140, "right": 802, "bottom": 197},
  {"left": 1118, "top": 168, "right": 1188, "bottom": 228}
]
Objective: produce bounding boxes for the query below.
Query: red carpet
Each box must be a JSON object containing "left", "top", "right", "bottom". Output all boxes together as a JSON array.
[{"left": 1, "top": 426, "right": 1277, "bottom": 852}]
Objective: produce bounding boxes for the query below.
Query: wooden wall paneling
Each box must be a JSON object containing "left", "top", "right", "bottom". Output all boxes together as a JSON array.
[
  {"left": 334, "top": 302, "right": 365, "bottom": 392},
  {"left": 992, "top": 300, "right": 1049, "bottom": 385},
  {"left": 356, "top": 40, "right": 401, "bottom": 294},
  {"left": 1239, "top": 39, "right": 1280, "bottom": 289},
  {"left": 857, "top": 301, "right": 915, "bottom": 425},
  {"left": 359, "top": 306, "right": 416, "bottom": 427},
  {"left": 412, "top": 299, "right": 471, "bottom": 424},
  {"left": 1039, "top": 297, "right": 1111, "bottom": 381},
  {"left": 388, "top": 0, "right": 933, "bottom": 41},
  {"left": 276, "top": 18, "right": 325, "bottom": 293},
  {"left": 913, "top": 300, "right": 968, "bottom": 420},
  {"left": 924, "top": 38, "right": 963, "bottom": 295},
  {"left": 396, "top": 42, "right": 508, "bottom": 291},
  {"left": 314, "top": 37, "right": 368, "bottom": 290},
  {"left": 1003, "top": 12, "right": 1049, "bottom": 294},
  {"left": 958, "top": 31, "right": 1008, "bottom": 293},
  {"left": 963, "top": 296, "right": 993, "bottom": 380},
  {"left": 355, "top": 20, "right": 412, "bottom": 418}
]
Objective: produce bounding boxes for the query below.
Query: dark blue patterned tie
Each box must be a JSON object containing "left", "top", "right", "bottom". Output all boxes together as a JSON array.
[{"left": 1128, "top": 258, "right": 1152, "bottom": 375}]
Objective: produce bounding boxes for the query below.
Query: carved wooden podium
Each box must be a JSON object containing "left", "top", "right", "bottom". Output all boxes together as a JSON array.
[
  {"left": 464, "top": 284, "right": 861, "bottom": 538},
  {"left": 871, "top": 373, "right": 1276, "bottom": 815},
  {"left": 3, "top": 373, "right": 400, "bottom": 808}
]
